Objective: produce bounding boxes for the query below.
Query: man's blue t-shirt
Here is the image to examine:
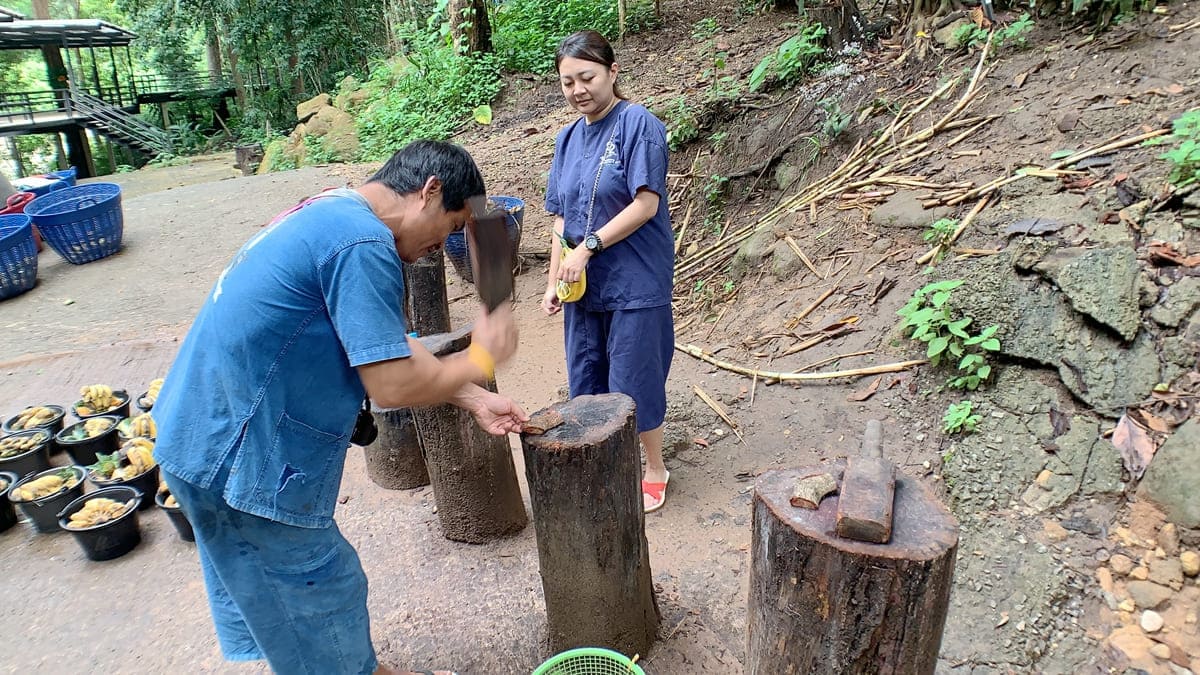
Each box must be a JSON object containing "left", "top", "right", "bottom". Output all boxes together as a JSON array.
[
  {"left": 153, "top": 190, "right": 411, "bottom": 528},
  {"left": 545, "top": 100, "right": 673, "bottom": 311}
]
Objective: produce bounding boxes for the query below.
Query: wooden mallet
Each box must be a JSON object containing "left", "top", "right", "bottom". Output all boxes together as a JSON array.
[{"left": 835, "top": 419, "right": 895, "bottom": 544}]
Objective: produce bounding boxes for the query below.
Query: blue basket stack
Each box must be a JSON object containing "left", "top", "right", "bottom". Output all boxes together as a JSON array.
[
  {"left": 25, "top": 183, "right": 124, "bottom": 265},
  {"left": 445, "top": 195, "right": 524, "bottom": 284},
  {"left": 0, "top": 214, "right": 38, "bottom": 300}
]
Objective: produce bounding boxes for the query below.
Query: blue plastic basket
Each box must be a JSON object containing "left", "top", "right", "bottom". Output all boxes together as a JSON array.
[
  {"left": 25, "top": 183, "right": 124, "bottom": 265},
  {"left": 0, "top": 214, "right": 38, "bottom": 300},
  {"left": 47, "top": 167, "right": 78, "bottom": 187},
  {"left": 446, "top": 195, "right": 524, "bottom": 284}
]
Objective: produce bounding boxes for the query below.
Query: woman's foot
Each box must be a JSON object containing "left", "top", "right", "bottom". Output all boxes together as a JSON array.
[{"left": 642, "top": 468, "right": 670, "bottom": 513}]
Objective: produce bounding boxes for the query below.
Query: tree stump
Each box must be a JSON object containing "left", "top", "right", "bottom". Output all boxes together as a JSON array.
[
  {"left": 362, "top": 252, "right": 451, "bottom": 490},
  {"left": 808, "top": 0, "right": 870, "bottom": 53},
  {"left": 362, "top": 407, "right": 428, "bottom": 489},
  {"left": 234, "top": 144, "right": 263, "bottom": 176},
  {"left": 521, "top": 394, "right": 660, "bottom": 657},
  {"left": 748, "top": 463, "right": 959, "bottom": 675},
  {"left": 412, "top": 326, "right": 527, "bottom": 543}
]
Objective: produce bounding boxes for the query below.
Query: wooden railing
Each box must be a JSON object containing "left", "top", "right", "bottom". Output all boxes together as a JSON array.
[{"left": 133, "top": 72, "right": 235, "bottom": 95}]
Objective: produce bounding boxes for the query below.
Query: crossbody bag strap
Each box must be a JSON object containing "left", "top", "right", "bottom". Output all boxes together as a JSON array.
[{"left": 584, "top": 104, "right": 628, "bottom": 238}]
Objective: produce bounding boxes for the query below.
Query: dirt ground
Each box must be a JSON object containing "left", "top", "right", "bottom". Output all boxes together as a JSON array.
[{"left": 2, "top": 1, "right": 1200, "bottom": 673}]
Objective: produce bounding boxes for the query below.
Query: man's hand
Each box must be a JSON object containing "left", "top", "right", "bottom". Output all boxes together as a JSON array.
[
  {"left": 466, "top": 389, "right": 529, "bottom": 435},
  {"left": 472, "top": 303, "right": 518, "bottom": 365}
]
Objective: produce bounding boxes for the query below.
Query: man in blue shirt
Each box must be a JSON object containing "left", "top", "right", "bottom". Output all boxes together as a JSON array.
[{"left": 154, "top": 140, "right": 523, "bottom": 675}]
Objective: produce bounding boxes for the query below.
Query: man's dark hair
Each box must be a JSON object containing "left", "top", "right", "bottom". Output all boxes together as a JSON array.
[
  {"left": 555, "top": 30, "right": 625, "bottom": 100},
  {"left": 368, "top": 140, "right": 485, "bottom": 212}
]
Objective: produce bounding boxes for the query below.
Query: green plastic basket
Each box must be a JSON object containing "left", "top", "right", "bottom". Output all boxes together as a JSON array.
[{"left": 532, "top": 647, "right": 645, "bottom": 675}]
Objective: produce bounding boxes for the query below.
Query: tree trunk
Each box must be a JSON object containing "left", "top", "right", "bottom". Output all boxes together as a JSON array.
[
  {"left": 412, "top": 327, "right": 527, "bottom": 543},
  {"left": 808, "top": 0, "right": 871, "bottom": 52},
  {"left": 206, "top": 28, "right": 224, "bottom": 81},
  {"left": 363, "top": 252, "right": 450, "bottom": 490},
  {"left": 448, "top": 0, "right": 493, "bottom": 54},
  {"left": 521, "top": 394, "right": 660, "bottom": 657},
  {"left": 747, "top": 464, "right": 959, "bottom": 675}
]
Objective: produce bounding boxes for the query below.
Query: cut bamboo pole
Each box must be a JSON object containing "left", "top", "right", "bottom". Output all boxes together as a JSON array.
[{"left": 676, "top": 342, "right": 926, "bottom": 382}]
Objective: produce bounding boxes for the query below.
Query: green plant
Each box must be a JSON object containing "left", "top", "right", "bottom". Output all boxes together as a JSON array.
[
  {"left": 748, "top": 24, "right": 827, "bottom": 92},
  {"left": 1145, "top": 109, "right": 1200, "bottom": 188},
  {"left": 943, "top": 401, "right": 981, "bottom": 434},
  {"left": 922, "top": 218, "right": 959, "bottom": 262},
  {"left": 301, "top": 135, "right": 340, "bottom": 165},
  {"left": 819, "top": 98, "right": 851, "bottom": 140},
  {"left": 896, "top": 280, "right": 1001, "bottom": 390},
  {"left": 663, "top": 96, "right": 700, "bottom": 151},
  {"left": 703, "top": 174, "right": 730, "bottom": 232},
  {"left": 691, "top": 17, "right": 720, "bottom": 41},
  {"left": 954, "top": 14, "right": 1034, "bottom": 52}
]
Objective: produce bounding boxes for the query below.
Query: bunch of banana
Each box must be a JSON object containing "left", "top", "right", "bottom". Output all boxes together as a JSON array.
[
  {"left": 0, "top": 430, "right": 49, "bottom": 458},
  {"left": 12, "top": 406, "right": 57, "bottom": 429},
  {"left": 121, "top": 438, "right": 156, "bottom": 478},
  {"left": 83, "top": 417, "right": 114, "bottom": 438},
  {"left": 157, "top": 479, "right": 178, "bottom": 508},
  {"left": 129, "top": 413, "right": 157, "bottom": 438},
  {"left": 140, "top": 378, "right": 165, "bottom": 408},
  {"left": 0, "top": 477, "right": 7, "bottom": 492},
  {"left": 77, "top": 384, "right": 120, "bottom": 416},
  {"left": 65, "top": 497, "right": 134, "bottom": 529},
  {"left": 11, "top": 470, "right": 77, "bottom": 501}
]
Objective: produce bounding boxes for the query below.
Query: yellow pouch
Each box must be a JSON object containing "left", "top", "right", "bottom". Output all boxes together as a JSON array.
[{"left": 555, "top": 236, "right": 586, "bottom": 303}]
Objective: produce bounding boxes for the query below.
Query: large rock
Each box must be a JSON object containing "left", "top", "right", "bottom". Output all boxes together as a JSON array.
[
  {"left": 769, "top": 238, "right": 805, "bottom": 279},
  {"left": 1139, "top": 419, "right": 1200, "bottom": 528},
  {"left": 1149, "top": 276, "right": 1200, "bottom": 328},
  {"left": 731, "top": 227, "right": 776, "bottom": 276},
  {"left": 1020, "top": 418, "right": 1123, "bottom": 512},
  {"left": 946, "top": 252, "right": 1160, "bottom": 413},
  {"left": 296, "top": 93, "right": 331, "bottom": 123},
  {"left": 933, "top": 18, "right": 972, "bottom": 49},
  {"left": 869, "top": 190, "right": 953, "bottom": 230},
  {"left": 1024, "top": 246, "right": 1141, "bottom": 341}
]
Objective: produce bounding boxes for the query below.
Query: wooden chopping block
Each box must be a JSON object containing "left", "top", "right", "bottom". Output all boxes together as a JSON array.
[{"left": 835, "top": 419, "right": 895, "bottom": 544}]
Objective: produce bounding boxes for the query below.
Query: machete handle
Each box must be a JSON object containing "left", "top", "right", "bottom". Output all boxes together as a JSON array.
[{"left": 862, "top": 419, "right": 883, "bottom": 460}]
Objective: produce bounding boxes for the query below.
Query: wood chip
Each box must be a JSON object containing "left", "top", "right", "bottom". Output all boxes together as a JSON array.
[
  {"left": 522, "top": 409, "right": 564, "bottom": 435},
  {"left": 791, "top": 472, "right": 839, "bottom": 509}
]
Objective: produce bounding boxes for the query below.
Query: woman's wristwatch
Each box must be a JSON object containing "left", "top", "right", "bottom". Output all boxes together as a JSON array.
[{"left": 583, "top": 233, "right": 604, "bottom": 254}]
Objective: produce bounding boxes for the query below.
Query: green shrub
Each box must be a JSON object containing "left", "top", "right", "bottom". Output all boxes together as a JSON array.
[
  {"left": 749, "top": 25, "right": 827, "bottom": 92},
  {"left": 897, "top": 279, "right": 1001, "bottom": 391},
  {"left": 357, "top": 41, "right": 502, "bottom": 159},
  {"left": 492, "top": 0, "right": 656, "bottom": 74}
]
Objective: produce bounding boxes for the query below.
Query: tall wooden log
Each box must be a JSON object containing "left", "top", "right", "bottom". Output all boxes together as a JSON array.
[
  {"left": 412, "top": 327, "right": 527, "bottom": 543},
  {"left": 521, "top": 394, "right": 660, "bottom": 657},
  {"left": 748, "top": 464, "right": 958, "bottom": 675},
  {"left": 405, "top": 251, "right": 451, "bottom": 335},
  {"left": 363, "top": 252, "right": 451, "bottom": 489},
  {"left": 808, "top": 0, "right": 870, "bottom": 53}
]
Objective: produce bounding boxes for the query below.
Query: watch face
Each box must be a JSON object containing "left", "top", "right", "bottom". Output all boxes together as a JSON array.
[{"left": 585, "top": 234, "right": 599, "bottom": 251}]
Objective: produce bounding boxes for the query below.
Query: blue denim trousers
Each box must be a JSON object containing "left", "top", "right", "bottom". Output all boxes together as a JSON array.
[{"left": 162, "top": 465, "right": 377, "bottom": 674}]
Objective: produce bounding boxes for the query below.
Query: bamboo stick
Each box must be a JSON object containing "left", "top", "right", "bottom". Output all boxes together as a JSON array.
[{"left": 676, "top": 342, "right": 926, "bottom": 382}]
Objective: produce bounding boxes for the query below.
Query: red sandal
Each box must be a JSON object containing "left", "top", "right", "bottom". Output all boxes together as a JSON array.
[{"left": 642, "top": 470, "right": 670, "bottom": 513}]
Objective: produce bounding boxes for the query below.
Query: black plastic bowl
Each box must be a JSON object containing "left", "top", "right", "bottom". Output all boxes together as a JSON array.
[
  {"left": 58, "top": 485, "right": 143, "bottom": 561},
  {"left": 8, "top": 465, "right": 86, "bottom": 533},
  {"left": 155, "top": 490, "right": 195, "bottom": 542},
  {"left": 2, "top": 404, "right": 66, "bottom": 436},
  {"left": 89, "top": 464, "right": 159, "bottom": 511},
  {"left": 0, "top": 429, "right": 53, "bottom": 480},
  {"left": 134, "top": 390, "right": 154, "bottom": 413},
  {"left": 56, "top": 415, "right": 121, "bottom": 466},
  {"left": 0, "top": 471, "right": 18, "bottom": 533},
  {"left": 71, "top": 390, "right": 130, "bottom": 421}
]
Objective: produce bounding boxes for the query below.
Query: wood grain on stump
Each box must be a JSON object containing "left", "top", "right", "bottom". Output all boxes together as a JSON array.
[
  {"left": 520, "top": 394, "right": 660, "bottom": 657},
  {"left": 412, "top": 325, "right": 526, "bottom": 543},
  {"left": 748, "top": 463, "right": 959, "bottom": 675},
  {"left": 362, "top": 252, "right": 451, "bottom": 490}
]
